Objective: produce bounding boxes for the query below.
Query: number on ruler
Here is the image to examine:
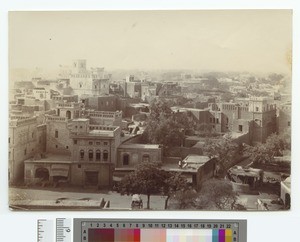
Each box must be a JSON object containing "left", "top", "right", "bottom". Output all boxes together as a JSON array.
[
  {"left": 56, "top": 218, "right": 72, "bottom": 242},
  {"left": 37, "top": 219, "right": 54, "bottom": 242}
]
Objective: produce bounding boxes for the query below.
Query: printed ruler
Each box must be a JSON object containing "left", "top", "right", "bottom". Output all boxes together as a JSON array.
[
  {"left": 37, "top": 219, "right": 54, "bottom": 242},
  {"left": 37, "top": 218, "right": 72, "bottom": 242}
]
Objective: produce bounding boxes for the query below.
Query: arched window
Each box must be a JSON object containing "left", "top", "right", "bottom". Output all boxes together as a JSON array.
[
  {"left": 103, "top": 150, "right": 108, "bottom": 161},
  {"left": 55, "top": 130, "right": 58, "bottom": 138},
  {"left": 80, "top": 150, "right": 84, "bottom": 159},
  {"left": 123, "top": 154, "right": 129, "bottom": 166},
  {"left": 89, "top": 150, "right": 93, "bottom": 161},
  {"left": 96, "top": 150, "right": 101, "bottom": 161}
]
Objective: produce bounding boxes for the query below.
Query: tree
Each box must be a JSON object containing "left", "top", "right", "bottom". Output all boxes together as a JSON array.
[
  {"left": 250, "top": 90, "right": 269, "bottom": 97},
  {"left": 143, "top": 117, "right": 185, "bottom": 147},
  {"left": 119, "top": 161, "right": 191, "bottom": 210},
  {"left": 196, "top": 179, "right": 238, "bottom": 210},
  {"left": 266, "top": 131, "right": 291, "bottom": 154},
  {"left": 220, "top": 92, "right": 234, "bottom": 102},
  {"left": 142, "top": 99, "right": 193, "bottom": 147},
  {"left": 203, "top": 135, "right": 239, "bottom": 176},
  {"left": 172, "top": 189, "right": 198, "bottom": 209},
  {"left": 160, "top": 172, "right": 189, "bottom": 210},
  {"left": 149, "top": 99, "right": 173, "bottom": 120},
  {"left": 195, "top": 123, "right": 216, "bottom": 137},
  {"left": 236, "top": 92, "right": 248, "bottom": 98},
  {"left": 244, "top": 132, "right": 291, "bottom": 165},
  {"left": 200, "top": 76, "right": 220, "bottom": 89},
  {"left": 119, "top": 162, "right": 166, "bottom": 209},
  {"left": 268, "top": 73, "right": 284, "bottom": 83},
  {"left": 244, "top": 144, "right": 273, "bottom": 164}
]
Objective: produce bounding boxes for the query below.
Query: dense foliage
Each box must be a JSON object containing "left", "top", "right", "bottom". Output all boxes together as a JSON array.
[
  {"left": 203, "top": 135, "right": 239, "bottom": 176},
  {"left": 142, "top": 99, "right": 193, "bottom": 147},
  {"left": 244, "top": 131, "right": 291, "bottom": 164},
  {"left": 119, "top": 162, "right": 188, "bottom": 209}
]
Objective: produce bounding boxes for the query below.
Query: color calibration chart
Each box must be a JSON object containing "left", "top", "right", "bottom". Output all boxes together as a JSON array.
[{"left": 73, "top": 219, "right": 247, "bottom": 242}]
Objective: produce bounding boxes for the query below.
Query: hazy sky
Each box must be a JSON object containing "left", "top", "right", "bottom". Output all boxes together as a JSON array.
[{"left": 9, "top": 10, "right": 292, "bottom": 74}]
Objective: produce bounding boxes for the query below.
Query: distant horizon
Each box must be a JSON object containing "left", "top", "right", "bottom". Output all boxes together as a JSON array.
[
  {"left": 9, "top": 65, "right": 291, "bottom": 83},
  {"left": 10, "top": 64, "right": 292, "bottom": 75},
  {"left": 9, "top": 10, "right": 292, "bottom": 75}
]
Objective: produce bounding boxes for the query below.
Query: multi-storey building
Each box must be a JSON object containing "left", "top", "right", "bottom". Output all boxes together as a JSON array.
[
  {"left": 117, "top": 144, "right": 162, "bottom": 169},
  {"left": 70, "top": 121, "right": 121, "bottom": 163},
  {"left": 9, "top": 116, "right": 46, "bottom": 184},
  {"left": 158, "top": 82, "right": 181, "bottom": 97},
  {"left": 84, "top": 95, "right": 118, "bottom": 112},
  {"left": 85, "top": 110, "right": 122, "bottom": 127},
  {"left": 125, "top": 81, "right": 141, "bottom": 99},
  {"left": 173, "top": 96, "right": 277, "bottom": 144},
  {"left": 23, "top": 100, "right": 122, "bottom": 188},
  {"left": 62, "top": 59, "right": 110, "bottom": 97},
  {"left": 141, "top": 82, "right": 158, "bottom": 101},
  {"left": 277, "top": 102, "right": 291, "bottom": 134},
  {"left": 32, "top": 87, "right": 52, "bottom": 100},
  {"left": 214, "top": 97, "right": 277, "bottom": 143},
  {"left": 247, "top": 97, "right": 277, "bottom": 143}
]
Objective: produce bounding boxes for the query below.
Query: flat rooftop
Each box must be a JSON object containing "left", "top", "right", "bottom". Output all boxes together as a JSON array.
[
  {"left": 73, "top": 118, "right": 89, "bottom": 122},
  {"left": 24, "top": 154, "right": 71, "bottom": 164},
  {"left": 192, "top": 141, "right": 205, "bottom": 148},
  {"left": 161, "top": 163, "right": 198, "bottom": 173},
  {"left": 162, "top": 155, "right": 212, "bottom": 173},
  {"left": 88, "top": 129, "right": 115, "bottom": 137},
  {"left": 228, "top": 166, "right": 262, "bottom": 177},
  {"left": 118, "top": 144, "right": 160, "bottom": 149},
  {"left": 185, "top": 136, "right": 204, "bottom": 141},
  {"left": 171, "top": 106, "right": 207, "bottom": 112},
  {"left": 129, "top": 103, "right": 150, "bottom": 108},
  {"left": 274, "top": 156, "right": 291, "bottom": 163},
  {"left": 183, "top": 154, "right": 210, "bottom": 164},
  {"left": 229, "top": 131, "right": 248, "bottom": 139}
]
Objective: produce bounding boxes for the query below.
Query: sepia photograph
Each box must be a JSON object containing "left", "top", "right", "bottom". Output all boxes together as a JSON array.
[{"left": 8, "top": 10, "right": 292, "bottom": 211}]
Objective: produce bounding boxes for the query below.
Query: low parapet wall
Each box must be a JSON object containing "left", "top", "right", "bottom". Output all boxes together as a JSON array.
[{"left": 10, "top": 198, "right": 107, "bottom": 211}]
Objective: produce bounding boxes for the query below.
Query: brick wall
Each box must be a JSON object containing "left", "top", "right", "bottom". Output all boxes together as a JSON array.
[
  {"left": 9, "top": 117, "right": 43, "bottom": 184},
  {"left": 46, "top": 121, "right": 72, "bottom": 155}
]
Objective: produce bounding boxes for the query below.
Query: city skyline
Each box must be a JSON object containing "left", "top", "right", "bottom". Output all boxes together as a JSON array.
[
  {"left": 9, "top": 10, "right": 292, "bottom": 74},
  {"left": 8, "top": 9, "right": 292, "bottom": 212}
]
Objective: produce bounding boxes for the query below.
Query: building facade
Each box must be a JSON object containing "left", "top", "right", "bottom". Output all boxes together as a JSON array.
[
  {"left": 117, "top": 144, "right": 162, "bottom": 168},
  {"left": 24, "top": 100, "right": 122, "bottom": 188},
  {"left": 85, "top": 110, "right": 122, "bottom": 127},
  {"left": 215, "top": 97, "right": 277, "bottom": 143},
  {"left": 66, "top": 59, "right": 110, "bottom": 97},
  {"left": 277, "top": 102, "right": 291, "bottom": 135},
  {"left": 9, "top": 116, "right": 46, "bottom": 184},
  {"left": 84, "top": 95, "right": 118, "bottom": 112}
]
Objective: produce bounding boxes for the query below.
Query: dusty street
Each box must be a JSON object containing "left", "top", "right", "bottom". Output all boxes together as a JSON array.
[{"left": 9, "top": 187, "right": 167, "bottom": 210}]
